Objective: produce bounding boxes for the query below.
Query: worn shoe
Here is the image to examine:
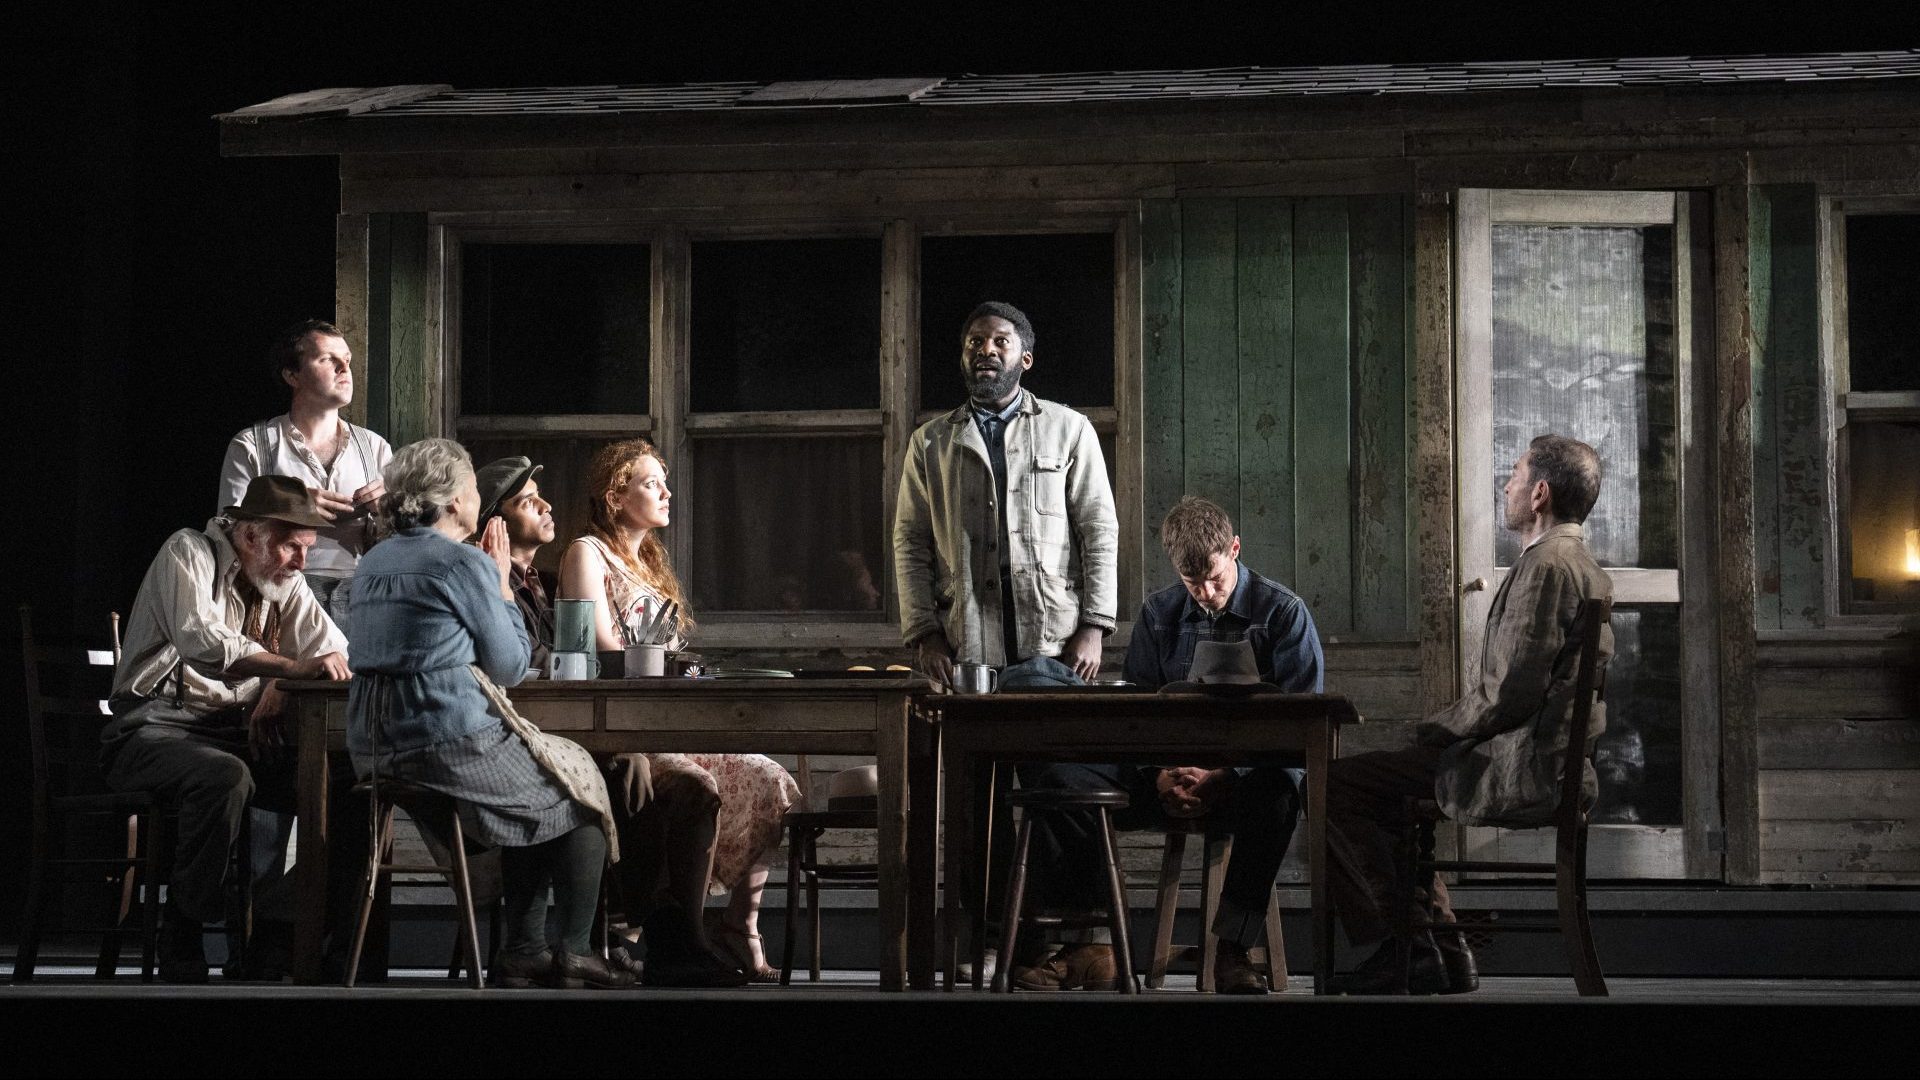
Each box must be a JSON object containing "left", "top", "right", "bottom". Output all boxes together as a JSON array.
[
  {"left": 1010, "top": 943, "right": 1120, "bottom": 991},
  {"left": 488, "top": 947, "right": 557, "bottom": 988},
  {"left": 158, "top": 908, "right": 210, "bottom": 985},
  {"left": 1433, "top": 929, "right": 1479, "bottom": 995},
  {"left": 1327, "top": 935, "right": 1450, "bottom": 996},
  {"left": 1212, "top": 940, "right": 1269, "bottom": 995},
  {"left": 551, "top": 950, "right": 640, "bottom": 990}
]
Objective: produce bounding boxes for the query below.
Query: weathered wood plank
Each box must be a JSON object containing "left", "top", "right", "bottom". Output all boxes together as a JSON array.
[
  {"left": 1233, "top": 198, "right": 1295, "bottom": 585},
  {"left": 1113, "top": 214, "right": 1146, "bottom": 617},
  {"left": 1139, "top": 200, "right": 1184, "bottom": 594},
  {"left": 334, "top": 213, "right": 371, "bottom": 430},
  {"left": 1291, "top": 197, "right": 1354, "bottom": 636},
  {"left": 1763, "top": 185, "right": 1826, "bottom": 629},
  {"left": 1758, "top": 769, "right": 1920, "bottom": 820},
  {"left": 1180, "top": 199, "right": 1240, "bottom": 519},
  {"left": 1677, "top": 190, "right": 1725, "bottom": 881},
  {"left": 383, "top": 212, "right": 432, "bottom": 447},
  {"left": 1412, "top": 193, "right": 1457, "bottom": 717},
  {"left": 1759, "top": 719, "right": 1920, "bottom": 770},
  {"left": 881, "top": 220, "right": 919, "bottom": 631},
  {"left": 365, "top": 214, "right": 392, "bottom": 438},
  {"left": 217, "top": 84, "right": 450, "bottom": 122},
  {"left": 1748, "top": 185, "right": 1783, "bottom": 630},
  {"left": 1762, "top": 818, "right": 1920, "bottom": 875},
  {"left": 342, "top": 164, "right": 1181, "bottom": 214},
  {"left": 1349, "top": 194, "right": 1410, "bottom": 638},
  {"left": 1714, "top": 180, "right": 1761, "bottom": 885},
  {"left": 1755, "top": 665, "right": 1918, "bottom": 719}
]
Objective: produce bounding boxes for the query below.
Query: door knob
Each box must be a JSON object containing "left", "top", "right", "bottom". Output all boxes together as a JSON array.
[{"left": 1459, "top": 576, "right": 1489, "bottom": 595}]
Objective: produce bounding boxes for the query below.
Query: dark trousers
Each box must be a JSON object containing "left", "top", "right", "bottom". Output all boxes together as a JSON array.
[
  {"left": 101, "top": 719, "right": 369, "bottom": 953},
  {"left": 1324, "top": 744, "right": 1457, "bottom": 947},
  {"left": 1013, "top": 761, "right": 1301, "bottom": 947},
  {"left": 603, "top": 753, "right": 720, "bottom": 937}
]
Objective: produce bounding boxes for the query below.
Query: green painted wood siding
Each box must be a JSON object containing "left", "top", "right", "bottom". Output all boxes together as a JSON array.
[
  {"left": 1749, "top": 185, "right": 1824, "bottom": 630},
  {"left": 1141, "top": 196, "right": 1415, "bottom": 639},
  {"left": 364, "top": 212, "right": 432, "bottom": 446}
]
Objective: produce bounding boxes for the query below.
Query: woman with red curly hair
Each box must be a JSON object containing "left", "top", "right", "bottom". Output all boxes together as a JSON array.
[{"left": 559, "top": 437, "right": 798, "bottom": 984}]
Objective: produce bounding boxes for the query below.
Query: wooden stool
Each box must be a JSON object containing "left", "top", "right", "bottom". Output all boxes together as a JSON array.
[
  {"left": 344, "top": 778, "right": 485, "bottom": 989},
  {"left": 1145, "top": 821, "right": 1286, "bottom": 991},
  {"left": 779, "top": 806, "right": 879, "bottom": 983},
  {"left": 994, "top": 788, "right": 1138, "bottom": 994}
]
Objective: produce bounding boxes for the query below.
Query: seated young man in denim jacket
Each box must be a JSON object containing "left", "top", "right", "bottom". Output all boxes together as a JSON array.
[{"left": 1008, "top": 496, "right": 1324, "bottom": 994}]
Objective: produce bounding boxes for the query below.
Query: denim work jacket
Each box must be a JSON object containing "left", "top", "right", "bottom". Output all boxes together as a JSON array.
[
  {"left": 1122, "top": 564, "right": 1325, "bottom": 694},
  {"left": 345, "top": 527, "right": 531, "bottom": 755},
  {"left": 894, "top": 389, "right": 1119, "bottom": 666}
]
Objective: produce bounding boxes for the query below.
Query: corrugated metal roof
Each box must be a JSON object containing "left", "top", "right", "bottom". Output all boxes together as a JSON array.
[{"left": 364, "top": 51, "right": 1920, "bottom": 118}]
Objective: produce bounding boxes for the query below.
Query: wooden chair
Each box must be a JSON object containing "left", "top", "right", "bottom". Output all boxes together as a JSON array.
[
  {"left": 994, "top": 788, "right": 1138, "bottom": 994},
  {"left": 343, "top": 703, "right": 485, "bottom": 989},
  {"left": 778, "top": 806, "right": 879, "bottom": 983},
  {"left": 1395, "top": 597, "right": 1613, "bottom": 997},
  {"left": 344, "top": 777, "right": 487, "bottom": 989},
  {"left": 13, "top": 605, "right": 164, "bottom": 982},
  {"left": 1145, "top": 821, "right": 1287, "bottom": 991}
]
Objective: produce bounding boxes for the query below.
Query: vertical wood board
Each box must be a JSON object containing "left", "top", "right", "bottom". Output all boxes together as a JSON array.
[
  {"left": 1748, "top": 187, "right": 1783, "bottom": 630},
  {"left": 1715, "top": 179, "right": 1761, "bottom": 884},
  {"left": 1139, "top": 199, "right": 1184, "bottom": 594},
  {"left": 383, "top": 212, "right": 432, "bottom": 447},
  {"left": 1292, "top": 197, "right": 1354, "bottom": 635},
  {"left": 1349, "top": 194, "right": 1410, "bottom": 637},
  {"left": 1180, "top": 199, "right": 1240, "bottom": 519},
  {"left": 1234, "top": 198, "right": 1296, "bottom": 586},
  {"left": 1413, "top": 193, "right": 1459, "bottom": 713},
  {"left": 1762, "top": 185, "right": 1826, "bottom": 629},
  {"left": 366, "top": 214, "right": 393, "bottom": 439}
]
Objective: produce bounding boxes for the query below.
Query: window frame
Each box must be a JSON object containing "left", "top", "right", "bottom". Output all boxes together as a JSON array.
[
  {"left": 439, "top": 212, "right": 1143, "bottom": 648},
  {"left": 1822, "top": 195, "right": 1920, "bottom": 621}
]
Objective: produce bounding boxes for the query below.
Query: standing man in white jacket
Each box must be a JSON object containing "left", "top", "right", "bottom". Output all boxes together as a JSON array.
[
  {"left": 218, "top": 319, "right": 392, "bottom": 639},
  {"left": 894, "top": 301, "right": 1119, "bottom": 687}
]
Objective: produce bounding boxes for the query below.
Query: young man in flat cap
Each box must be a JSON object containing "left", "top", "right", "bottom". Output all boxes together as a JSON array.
[
  {"left": 471, "top": 456, "right": 558, "bottom": 673},
  {"left": 103, "top": 476, "right": 363, "bottom": 982}
]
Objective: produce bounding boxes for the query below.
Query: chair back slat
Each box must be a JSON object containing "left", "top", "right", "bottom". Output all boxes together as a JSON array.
[
  {"left": 1556, "top": 597, "right": 1613, "bottom": 827},
  {"left": 20, "top": 605, "right": 122, "bottom": 806}
]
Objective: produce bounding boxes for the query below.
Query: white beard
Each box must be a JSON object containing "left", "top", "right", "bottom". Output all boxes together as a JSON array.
[{"left": 247, "top": 569, "right": 301, "bottom": 605}]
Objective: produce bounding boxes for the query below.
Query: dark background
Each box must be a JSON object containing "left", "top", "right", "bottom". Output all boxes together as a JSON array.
[{"left": 7, "top": 0, "right": 1916, "bottom": 930}]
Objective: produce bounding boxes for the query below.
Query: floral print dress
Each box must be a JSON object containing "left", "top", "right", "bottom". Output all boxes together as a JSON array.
[{"left": 571, "top": 536, "right": 799, "bottom": 891}]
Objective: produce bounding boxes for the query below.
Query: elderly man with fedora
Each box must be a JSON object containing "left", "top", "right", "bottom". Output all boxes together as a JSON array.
[
  {"left": 1008, "top": 496, "right": 1324, "bottom": 994},
  {"left": 103, "top": 475, "right": 364, "bottom": 982},
  {"left": 471, "top": 456, "right": 558, "bottom": 673}
]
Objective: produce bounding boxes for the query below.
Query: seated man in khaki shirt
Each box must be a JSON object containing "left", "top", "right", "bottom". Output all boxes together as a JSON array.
[{"left": 103, "top": 475, "right": 356, "bottom": 982}]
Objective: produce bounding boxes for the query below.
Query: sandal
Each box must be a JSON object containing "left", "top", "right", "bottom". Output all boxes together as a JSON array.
[{"left": 712, "top": 923, "right": 779, "bottom": 983}]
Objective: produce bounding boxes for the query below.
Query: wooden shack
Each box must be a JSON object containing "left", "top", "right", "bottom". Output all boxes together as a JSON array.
[{"left": 217, "top": 52, "right": 1920, "bottom": 924}]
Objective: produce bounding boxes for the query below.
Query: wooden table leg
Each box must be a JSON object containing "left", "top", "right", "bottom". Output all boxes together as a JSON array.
[
  {"left": 1307, "top": 721, "right": 1333, "bottom": 995},
  {"left": 907, "top": 705, "right": 940, "bottom": 991},
  {"left": 939, "top": 731, "right": 968, "bottom": 992},
  {"left": 875, "top": 697, "right": 909, "bottom": 992},
  {"left": 292, "top": 693, "right": 331, "bottom": 985}
]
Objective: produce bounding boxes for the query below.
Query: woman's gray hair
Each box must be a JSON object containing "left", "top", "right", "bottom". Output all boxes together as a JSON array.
[{"left": 379, "top": 437, "right": 474, "bottom": 532}]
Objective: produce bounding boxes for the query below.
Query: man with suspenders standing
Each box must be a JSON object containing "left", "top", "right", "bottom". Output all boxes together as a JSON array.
[{"left": 218, "top": 319, "right": 393, "bottom": 639}]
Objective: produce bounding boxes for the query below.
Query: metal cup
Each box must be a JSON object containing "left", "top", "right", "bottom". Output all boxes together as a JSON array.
[
  {"left": 951, "top": 662, "right": 998, "bottom": 694},
  {"left": 549, "top": 651, "right": 600, "bottom": 681},
  {"left": 624, "top": 644, "right": 667, "bottom": 678}
]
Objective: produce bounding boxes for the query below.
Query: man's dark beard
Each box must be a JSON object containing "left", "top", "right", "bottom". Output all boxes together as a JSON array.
[{"left": 967, "top": 364, "right": 1022, "bottom": 406}]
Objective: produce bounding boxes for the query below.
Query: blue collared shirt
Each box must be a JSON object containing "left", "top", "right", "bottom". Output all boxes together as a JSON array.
[{"left": 1122, "top": 563, "right": 1325, "bottom": 693}]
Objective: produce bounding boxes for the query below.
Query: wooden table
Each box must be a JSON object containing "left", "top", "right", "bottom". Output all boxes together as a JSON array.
[
  {"left": 284, "top": 676, "right": 940, "bottom": 989},
  {"left": 925, "top": 689, "right": 1356, "bottom": 994}
]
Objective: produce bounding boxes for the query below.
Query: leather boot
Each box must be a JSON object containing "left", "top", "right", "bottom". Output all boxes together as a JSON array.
[
  {"left": 1212, "top": 939, "right": 1269, "bottom": 995},
  {"left": 1327, "top": 934, "right": 1449, "bottom": 996},
  {"left": 1433, "top": 929, "right": 1479, "bottom": 994},
  {"left": 158, "top": 906, "right": 210, "bottom": 985},
  {"left": 1010, "top": 943, "right": 1119, "bottom": 991}
]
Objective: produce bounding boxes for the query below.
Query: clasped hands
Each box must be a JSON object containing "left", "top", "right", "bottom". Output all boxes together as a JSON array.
[{"left": 1156, "top": 765, "right": 1235, "bottom": 819}]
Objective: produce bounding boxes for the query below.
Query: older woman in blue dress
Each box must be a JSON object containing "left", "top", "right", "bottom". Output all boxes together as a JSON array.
[{"left": 349, "top": 438, "right": 631, "bottom": 990}]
